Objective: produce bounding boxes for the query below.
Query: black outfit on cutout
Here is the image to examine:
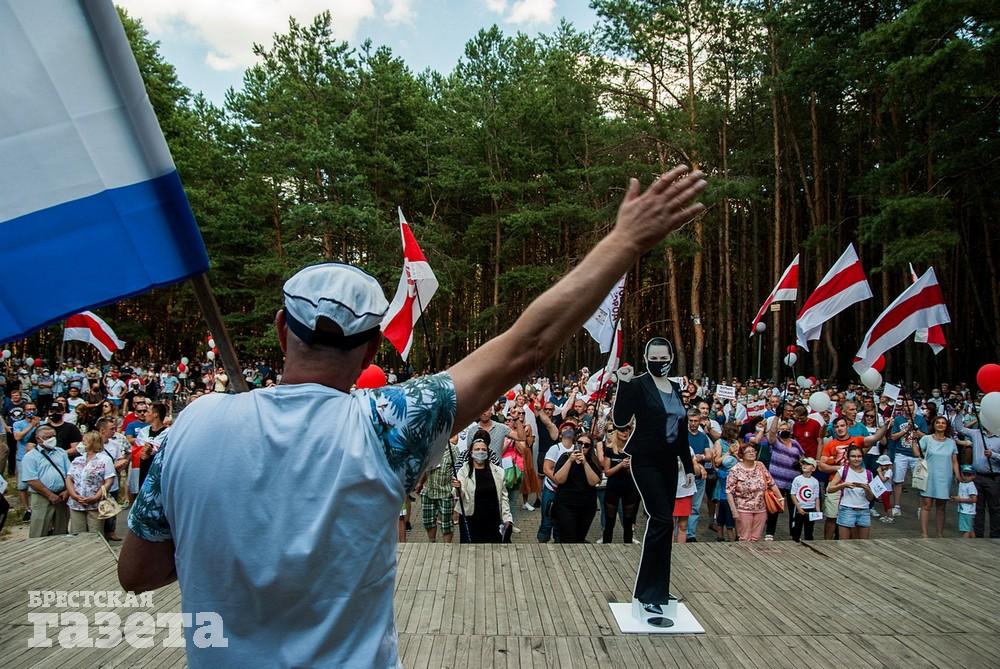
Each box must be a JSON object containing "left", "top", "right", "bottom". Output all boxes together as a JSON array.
[
  {"left": 552, "top": 452, "right": 600, "bottom": 543},
  {"left": 613, "top": 374, "right": 693, "bottom": 606}
]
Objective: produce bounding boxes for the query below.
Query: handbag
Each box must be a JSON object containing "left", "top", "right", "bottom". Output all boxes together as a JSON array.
[
  {"left": 97, "top": 488, "right": 122, "bottom": 520},
  {"left": 764, "top": 487, "right": 785, "bottom": 514},
  {"left": 911, "top": 457, "right": 929, "bottom": 492}
]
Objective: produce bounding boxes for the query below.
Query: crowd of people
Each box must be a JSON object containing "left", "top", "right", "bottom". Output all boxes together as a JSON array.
[
  {"left": 411, "top": 370, "right": 999, "bottom": 544},
  {"left": 0, "top": 358, "right": 281, "bottom": 534},
  {"left": 1, "top": 356, "right": 997, "bottom": 545}
]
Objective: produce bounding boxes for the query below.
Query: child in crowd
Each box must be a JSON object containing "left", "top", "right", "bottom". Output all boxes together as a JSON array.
[
  {"left": 713, "top": 442, "right": 738, "bottom": 542},
  {"left": 790, "top": 457, "right": 820, "bottom": 542},
  {"left": 953, "top": 465, "right": 977, "bottom": 538},
  {"left": 875, "top": 454, "right": 895, "bottom": 523}
]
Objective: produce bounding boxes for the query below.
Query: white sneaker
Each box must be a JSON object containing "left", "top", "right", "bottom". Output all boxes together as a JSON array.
[
  {"left": 870, "top": 508, "right": 880, "bottom": 517},
  {"left": 632, "top": 539, "right": 641, "bottom": 544},
  {"left": 892, "top": 506, "right": 902, "bottom": 517},
  {"left": 764, "top": 534, "right": 774, "bottom": 542},
  {"left": 596, "top": 538, "right": 604, "bottom": 544},
  {"left": 512, "top": 526, "right": 521, "bottom": 533},
  {"left": 880, "top": 516, "right": 894, "bottom": 524},
  {"left": 522, "top": 503, "right": 535, "bottom": 511}
]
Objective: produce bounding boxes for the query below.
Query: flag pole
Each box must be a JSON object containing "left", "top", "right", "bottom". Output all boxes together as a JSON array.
[
  {"left": 588, "top": 313, "right": 623, "bottom": 441},
  {"left": 413, "top": 284, "right": 472, "bottom": 543},
  {"left": 189, "top": 273, "right": 248, "bottom": 393}
]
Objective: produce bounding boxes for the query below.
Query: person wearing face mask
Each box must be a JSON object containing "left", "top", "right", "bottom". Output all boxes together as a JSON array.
[
  {"left": 47, "top": 403, "right": 83, "bottom": 458},
  {"left": 611, "top": 337, "right": 694, "bottom": 620},
  {"left": 20, "top": 424, "right": 71, "bottom": 537},
  {"left": 761, "top": 419, "right": 805, "bottom": 540},
  {"left": 550, "top": 431, "right": 602, "bottom": 542},
  {"left": 453, "top": 430, "right": 512, "bottom": 543}
]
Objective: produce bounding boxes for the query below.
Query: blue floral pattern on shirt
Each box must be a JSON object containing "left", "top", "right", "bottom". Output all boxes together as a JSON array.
[
  {"left": 127, "top": 438, "right": 172, "bottom": 542},
  {"left": 369, "top": 372, "right": 457, "bottom": 491}
]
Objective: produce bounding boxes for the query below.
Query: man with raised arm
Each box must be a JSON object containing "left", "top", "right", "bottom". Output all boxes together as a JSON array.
[{"left": 118, "top": 167, "right": 706, "bottom": 668}]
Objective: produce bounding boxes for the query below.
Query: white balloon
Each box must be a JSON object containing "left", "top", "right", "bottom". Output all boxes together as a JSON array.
[
  {"left": 206, "top": 351, "right": 216, "bottom": 361},
  {"left": 181, "top": 357, "right": 190, "bottom": 365},
  {"left": 208, "top": 338, "right": 216, "bottom": 349},
  {"left": 783, "top": 352, "right": 798, "bottom": 367},
  {"left": 1, "top": 349, "right": 10, "bottom": 359},
  {"left": 808, "top": 391, "right": 831, "bottom": 413},
  {"left": 755, "top": 322, "right": 766, "bottom": 333},
  {"left": 796, "top": 375, "right": 808, "bottom": 387},
  {"left": 801, "top": 377, "right": 814, "bottom": 389},
  {"left": 859, "top": 368, "right": 882, "bottom": 391},
  {"left": 981, "top": 392, "right": 1000, "bottom": 434}
]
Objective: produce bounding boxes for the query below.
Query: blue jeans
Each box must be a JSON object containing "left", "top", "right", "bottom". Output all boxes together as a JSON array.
[
  {"left": 536, "top": 487, "right": 559, "bottom": 543},
  {"left": 687, "top": 478, "right": 706, "bottom": 539}
]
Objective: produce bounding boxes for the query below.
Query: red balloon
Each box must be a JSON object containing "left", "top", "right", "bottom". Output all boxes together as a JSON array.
[
  {"left": 786, "top": 345, "right": 798, "bottom": 354},
  {"left": 872, "top": 355, "right": 886, "bottom": 373},
  {"left": 977, "top": 364, "right": 1000, "bottom": 393},
  {"left": 34, "top": 358, "right": 43, "bottom": 367},
  {"left": 212, "top": 347, "right": 220, "bottom": 355},
  {"left": 505, "top": 390, "right": 517, "bottom": 401},
  {"left": 356, "top": 364, "right": 387, "bottom": 389},
  {"left": 177, "top": 363, "right": 187, "bottom": 373},
  {"left": 808, "top": 376, "right": 817, "bottom": 385}
]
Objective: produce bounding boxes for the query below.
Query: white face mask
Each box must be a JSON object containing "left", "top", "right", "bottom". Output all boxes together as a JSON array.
[
  {"left": 471, "top": 450, "right": 489, "bottom": 463},
  {"left": 41, "top": 437, "right": 57, "bottom": 450}
]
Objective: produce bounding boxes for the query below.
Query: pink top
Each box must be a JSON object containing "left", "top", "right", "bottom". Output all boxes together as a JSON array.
[{"left": 725, "top": 461, "right": 774, "bottom": 513}]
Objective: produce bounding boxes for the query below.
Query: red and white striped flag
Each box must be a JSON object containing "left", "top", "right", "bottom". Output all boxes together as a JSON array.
[
  {"left": 852, "top": 268, "right": 951, "bottom": 374},
  {"left": 381, "top": 208, "right": 439, "bottom": 361},
  {"left": 796, "top": 244, "right": 872, "bottom": 351},
  {"left": 583, "top": 274, "right": 625, "bottom": 353},
  {"left": 585, "top": 321, "right": 623, "bottom": 400},
  {"left": 750, "top": 254, "right": 799, "bottom": 336},
  {"left": 63, "top": 311, "right": 125, "bottom": 360},
  {"left": 909, "top": 264, "right": 947, "bottom": 354}
]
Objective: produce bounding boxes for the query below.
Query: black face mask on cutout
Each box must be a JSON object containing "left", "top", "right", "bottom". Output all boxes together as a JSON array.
[{"left": 647, "top": 360, "right": 672, "bottom": 378}]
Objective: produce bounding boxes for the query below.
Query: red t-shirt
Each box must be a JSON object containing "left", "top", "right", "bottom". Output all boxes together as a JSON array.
[
  {"left": 822, "top": 436, "right": 866, "bottom": 467},
  {"left": 792, "top": 418, "right": 823, "bottom": 459}
]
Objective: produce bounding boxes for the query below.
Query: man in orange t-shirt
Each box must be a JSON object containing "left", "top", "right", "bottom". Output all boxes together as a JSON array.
[{"left": 819, "top": 416, "right": 889, "bottom": 538}]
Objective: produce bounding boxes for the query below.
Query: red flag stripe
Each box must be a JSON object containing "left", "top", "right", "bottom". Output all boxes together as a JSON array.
[
  {"left": 65, "top": 313, "right": 119, "bottom": 353},
  {"left": 797, "top": 261, "right": 868, "bottom": 318},
  {"left": 867, "top": 283, "right": 947, "bottom": 346}
]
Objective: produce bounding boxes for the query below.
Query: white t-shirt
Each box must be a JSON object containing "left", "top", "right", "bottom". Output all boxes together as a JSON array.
[
  {"left": 128, "top": 373, "right": 457, "bottom": 669},
  {"left": 106, "top": 378, "right": 125, "bottom": 399},
  {"left": 840, "top": 467, "right": 871, "bottom": 509},
  {"left": 102, "top": 437, "right": 125, "bottom": 492},
  {"left": 958, "top": 481, "right": 976, "bottom": 515},
  {"left": 791, "top": 474, "right": 820, "bottom": 511},
  {"left": 543, "top": 444, "right": 574, "bottom": 492}
]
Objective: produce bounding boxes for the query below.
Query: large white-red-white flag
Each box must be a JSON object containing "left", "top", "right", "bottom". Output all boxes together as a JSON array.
[
  {"left": 853, "top": 268, "right": 951, "bottom": 374},
  {"left": 796, "top": 244, "right": 872, "bottom": 350},
  {"left": 750, "top": 254, "right": 799, "bottom": 336},
  {"left": 583, "top": 275, "right": 625, "bottom": 353},
  {"left": 381, "top": 208, "right": 439, "bottom": 361},
  {"left": 63, "top": 311, "right": 125, "bottom": 360},
  {"left": 585, "top": 321, "right": 623, "bottom": 401},
  {"left": 909, "top": 263, "right": 947, "bottom": 354}
]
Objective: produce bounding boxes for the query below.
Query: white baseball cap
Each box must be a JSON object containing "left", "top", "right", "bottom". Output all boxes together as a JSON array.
[{"left": 283, "top": 264, "right": 388, "bottom": 344}]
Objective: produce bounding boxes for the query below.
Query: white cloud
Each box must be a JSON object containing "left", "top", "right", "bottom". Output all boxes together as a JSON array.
[
  {"left": 117, "top": 0, "right": 376, "bottom": 71},
  {"left": 506, "top": 0, "right": 555, "bottom": 24},
  {"left": 384, "top": 0, "right": 416, "bottom": 24},
  {"left": 483, "top": 0, "right": 508, "bottom": 13}
]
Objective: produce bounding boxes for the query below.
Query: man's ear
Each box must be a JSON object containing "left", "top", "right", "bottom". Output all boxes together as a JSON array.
[{"left": 275, "top": 309, "right": 288, "bottom": 353}]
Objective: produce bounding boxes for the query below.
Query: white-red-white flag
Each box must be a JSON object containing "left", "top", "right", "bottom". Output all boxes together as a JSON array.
[
  {"left": 750, "top": 254, "right": 799, "bottom": 336},
  {"left": 853, "top": 268, "right": 951, "bottom": 374},
  {"left": 583, "top": 274, "right": 625, "bottom": 353},
  {"left": 909, "top": 263, "right": 947, "bottom": 354},
  {"left": 381, "top": 208, "right": 439, "bottom": 361},
  {"left": 63, "top": 311, "right": 125, "bottom": 360},
  {"left": 585, "top": 321, "right": 623, "bottom": 401},
  {"left": 796, "top": 244, "right": 872, "bottom": 351}
]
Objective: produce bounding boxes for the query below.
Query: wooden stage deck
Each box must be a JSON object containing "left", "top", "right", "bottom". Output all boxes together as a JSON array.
[{"left": 1, "top": 534, "right": 998, "bottom": 667}]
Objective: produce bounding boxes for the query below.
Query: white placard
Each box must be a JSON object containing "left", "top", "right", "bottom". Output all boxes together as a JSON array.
[
  {"left": 501, "top": 456, "right": 514, "bottom": 470},
  {"left": 868, "top": 475, "right": 888, "bottom": 499},
  {"left": 882, "top": 383, "right": 901, "bottom": 402},
  {"left": 716, "top": 384, "right": 736, "bottom": 400},
  {"left": 808, "top": 511, "right": 824, "bottom": 522}
]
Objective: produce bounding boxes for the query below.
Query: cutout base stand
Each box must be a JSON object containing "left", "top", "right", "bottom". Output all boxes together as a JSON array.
[{"left": 610, "top": 595, "right": 705, "bottom": 634}]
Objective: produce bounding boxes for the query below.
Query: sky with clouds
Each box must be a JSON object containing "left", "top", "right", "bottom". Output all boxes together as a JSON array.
[{"left": 117, "top": 0, "right": 598, "bottom": 105}]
